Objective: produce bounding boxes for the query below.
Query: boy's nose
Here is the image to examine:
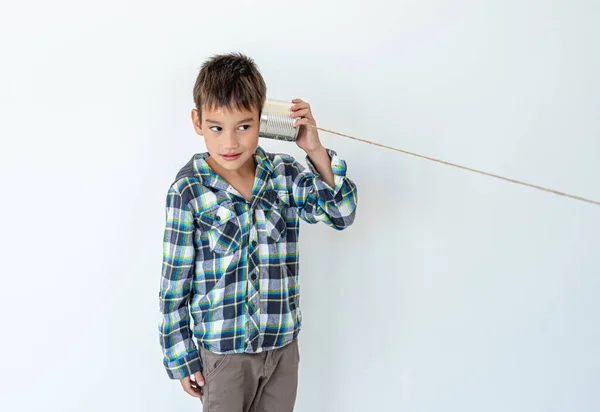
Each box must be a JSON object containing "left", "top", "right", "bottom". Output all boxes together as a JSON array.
[{"left": 222, "top": 132, "right": 240, "bottom": 149}]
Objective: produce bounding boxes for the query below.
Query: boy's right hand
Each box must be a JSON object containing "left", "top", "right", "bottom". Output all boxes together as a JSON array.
[{"left": 180, "top": 371, "right": 205, "bottom": 399}]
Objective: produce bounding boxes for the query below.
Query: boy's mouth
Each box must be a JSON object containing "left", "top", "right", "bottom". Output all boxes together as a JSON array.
[{"left": 221, "top": 153, "right": 241, "bottom": 161}]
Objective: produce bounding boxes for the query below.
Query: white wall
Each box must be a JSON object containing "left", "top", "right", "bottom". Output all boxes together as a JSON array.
[{"left": 1, "top": 1, "right": 599, "bottom": 411}]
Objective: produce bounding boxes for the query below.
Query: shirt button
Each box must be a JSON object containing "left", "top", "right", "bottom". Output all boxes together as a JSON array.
[
  {"left": 251, "top": 273, "right": 257, "bottom": 281},
  {"left": 215, "top": 215, "right": 221, "bottom": 221},
  {"left": 252, "top": 240, "right": 258, "bottom": 248}
]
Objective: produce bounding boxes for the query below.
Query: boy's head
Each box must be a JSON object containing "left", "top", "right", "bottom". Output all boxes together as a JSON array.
[{"left": 191, "top": 52, "right": 267, "bottom": 173}]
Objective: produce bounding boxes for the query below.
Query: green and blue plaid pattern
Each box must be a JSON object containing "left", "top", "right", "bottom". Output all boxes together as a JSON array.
[{"left": 158, "top": 146, "right": 358, "bottom": 379}]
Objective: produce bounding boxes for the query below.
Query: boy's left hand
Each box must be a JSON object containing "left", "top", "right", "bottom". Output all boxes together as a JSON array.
[{"left": 290, "top": 98, "right": 323, "bottom": 154}]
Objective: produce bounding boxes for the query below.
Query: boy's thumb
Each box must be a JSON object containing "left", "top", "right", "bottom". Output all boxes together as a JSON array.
[{"left": 194, "top": 371, "right": 205, "bottom": 386}]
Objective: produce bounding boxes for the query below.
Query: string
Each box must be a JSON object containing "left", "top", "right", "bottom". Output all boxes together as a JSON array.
[{"left": 317, "top": 127, "right": 600, "bottom": 207}]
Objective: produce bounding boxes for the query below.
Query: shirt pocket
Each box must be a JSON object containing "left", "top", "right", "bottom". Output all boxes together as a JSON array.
[
  {"left": 259, "top": 190, "right": 290, "bottom": 243},
  {"left": 194, "top": 201, "right": 242, "bottom": 254}
]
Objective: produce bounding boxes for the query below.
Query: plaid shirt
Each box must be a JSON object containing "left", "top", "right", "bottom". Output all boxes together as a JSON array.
[{"left": 158, "top": 145, "right": 358, "bottom": 379}]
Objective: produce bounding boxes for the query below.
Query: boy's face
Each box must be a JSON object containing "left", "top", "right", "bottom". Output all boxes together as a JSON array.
[{"left": 192, "top": 104, "right": 260, "bottom": 174}]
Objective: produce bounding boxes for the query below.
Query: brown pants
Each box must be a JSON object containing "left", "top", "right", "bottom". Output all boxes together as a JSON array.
[{"left": 199, "top": 338, "right": 300, "bottom": 412}]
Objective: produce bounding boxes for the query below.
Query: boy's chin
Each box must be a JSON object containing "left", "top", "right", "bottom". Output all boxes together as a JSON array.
[{"left": 214, "top": 153, "right": 254, "bottom": 171}]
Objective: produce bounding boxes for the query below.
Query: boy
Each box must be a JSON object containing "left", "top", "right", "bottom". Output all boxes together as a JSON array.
[{"left": 158, "top": 52, "right": 358, "bottom": 412}]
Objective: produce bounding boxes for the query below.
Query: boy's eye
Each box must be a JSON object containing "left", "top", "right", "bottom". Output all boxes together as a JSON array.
[{"left": 208, "top": 125, "right": 250, "bottom": 132}]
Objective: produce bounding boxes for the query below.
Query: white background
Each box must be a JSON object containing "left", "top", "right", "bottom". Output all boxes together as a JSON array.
[{"left": 1, "top": 1, "right": 599, "bottom": 411}]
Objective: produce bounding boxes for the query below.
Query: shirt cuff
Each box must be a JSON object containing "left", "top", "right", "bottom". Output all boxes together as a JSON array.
[
  {"left": 305, "top": 148, "right": 348, "bottom": 202},
  {"left": 164, "top": 350, "right": 202, "bottom": 380}
]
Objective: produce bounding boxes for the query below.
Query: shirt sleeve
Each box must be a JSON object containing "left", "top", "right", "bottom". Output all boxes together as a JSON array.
[
  {"left": 158, "top": 185, "right": 202, "bottom": 379},
  {"left": 289, "top": 148, "right": 358, "bottom": 230}
]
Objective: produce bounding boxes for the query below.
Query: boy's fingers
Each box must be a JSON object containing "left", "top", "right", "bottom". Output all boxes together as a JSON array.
[
  {"left": 291, "top": 102, "right": 310, "bottom": 111},
  {"left": 290, "top": 108, "right": 311, "bottom": 119},
  {"left": 186, "top": 388, "right": 202, "bottom": 398},
  {"left": 193, "top": 371, "right": 205, "bottom": 386},
  {"left": 293, "top": 118, "right": 316, "bottom": 128},
  {"left": 180, "top": 376, "right": 202, "bottom": 398},
  {"left": 180, "top": 376, "right": 191, "bottom": 390},
  {"left": 184, "top": 385, "right": 202, "bottom": 398},
  {"left": 293, "top": 118, "right": 308, "bottom": 127}
]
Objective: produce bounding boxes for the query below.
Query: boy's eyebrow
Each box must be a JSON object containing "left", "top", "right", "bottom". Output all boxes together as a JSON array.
[{"left": 205, "top": 118, "right": 255, "bottom": 125}]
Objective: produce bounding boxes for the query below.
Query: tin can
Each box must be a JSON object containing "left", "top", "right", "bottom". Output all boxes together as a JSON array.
[{"left": 259, "top": 99, "right": 299, "bottom": 142}]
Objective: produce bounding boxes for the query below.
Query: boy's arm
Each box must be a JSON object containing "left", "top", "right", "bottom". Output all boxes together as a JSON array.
[
  {"left": 288, "top": 147, "right": 358, "bottom": 230},
  {"left": 304, "top": 146, "right": 335, "bottom": 188},
  {"left": 158, "top": 185, "right": 201, "bottom": 379},
  {"left": 287, "top": 98, "right": 358, "bottom": 229}
]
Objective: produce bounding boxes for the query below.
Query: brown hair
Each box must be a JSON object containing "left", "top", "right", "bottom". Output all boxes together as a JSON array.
[{"left": 193, "top": 52, "right": 267, "bottom": 121}]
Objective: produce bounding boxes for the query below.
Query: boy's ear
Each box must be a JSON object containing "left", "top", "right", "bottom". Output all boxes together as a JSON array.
[{"left": 191, "top": 108, "right": 203, "bottom": 135}]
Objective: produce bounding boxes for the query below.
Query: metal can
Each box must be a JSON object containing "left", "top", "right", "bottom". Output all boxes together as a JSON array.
[{"left": 259, "top": 99, "right": 299, "bottom": 142}]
